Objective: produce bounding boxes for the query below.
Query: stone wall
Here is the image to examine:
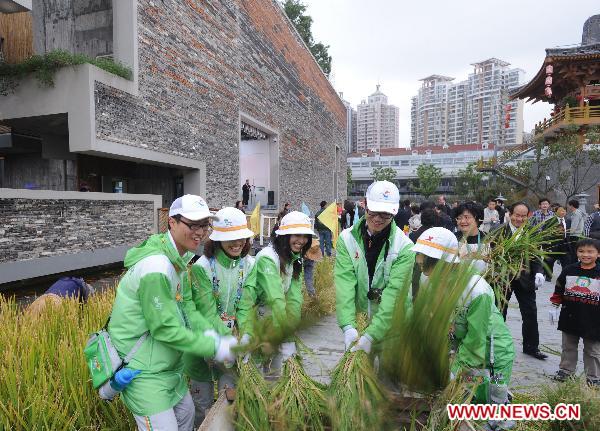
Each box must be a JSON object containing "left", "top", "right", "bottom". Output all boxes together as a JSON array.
[
  {"left": 94, "top": 0, "right": 347, "bottom": 211},
  {"left": 0, "top": 197, "right": 153, "bottom": 263},
  {"left": 32, "top": 0, "right": 113, "bottom": 58}
]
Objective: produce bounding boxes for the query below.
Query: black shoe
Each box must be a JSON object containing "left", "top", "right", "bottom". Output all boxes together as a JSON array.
[
  {"left": 553, "top": 370, "right": 572, "bottom": 382},
  {"left": 523, "top": 349, "right": 547, "bottom": 360}
]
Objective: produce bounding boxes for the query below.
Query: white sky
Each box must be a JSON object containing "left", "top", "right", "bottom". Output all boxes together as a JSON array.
[{"left": 303, "top": 0, "right": 599, "bottom": 148}]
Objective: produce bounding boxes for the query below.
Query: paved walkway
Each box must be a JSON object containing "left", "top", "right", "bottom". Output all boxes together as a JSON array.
[{"left": 298, "top": 263, "right": 581, "bottom": 393}]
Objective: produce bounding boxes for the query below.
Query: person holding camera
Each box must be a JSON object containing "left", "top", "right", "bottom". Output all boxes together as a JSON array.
[{"left": 335, "top": 181, "right": 415, "bottom": 355}]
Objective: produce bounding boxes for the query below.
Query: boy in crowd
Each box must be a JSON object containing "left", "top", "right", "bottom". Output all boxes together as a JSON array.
[{"left": 550, "top": 239, "right": 600, "bottom": 386}]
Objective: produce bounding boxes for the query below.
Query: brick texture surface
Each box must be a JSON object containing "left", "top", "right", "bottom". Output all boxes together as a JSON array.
[
  {"left": 95, "top": 0, "right": 347, "bottom": 210},
  {"left": 0, "top": 198, "right": 154, "bottom": 263}
]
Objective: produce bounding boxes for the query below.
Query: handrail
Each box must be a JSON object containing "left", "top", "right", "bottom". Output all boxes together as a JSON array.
[{"left": 534, "top": 105, "right": 600, "bottom": 135}]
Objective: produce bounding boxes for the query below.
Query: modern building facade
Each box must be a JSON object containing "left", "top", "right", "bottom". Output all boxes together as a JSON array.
[
  {"left": 0, "top": 0, "right": 346, "bottom": 284},
  {"left": 356, "top": 85, "right": 399, "bottom": 151},
  {"left": 411, "top": 58, "right": 524, "bottom": 150},
  {"left": 341, "top": 93, "right": 357, "bottom": 154}
]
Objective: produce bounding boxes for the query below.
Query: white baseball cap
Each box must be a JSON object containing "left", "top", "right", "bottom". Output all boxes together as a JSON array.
[
  {"left": 169, "top": 195, "right": 217, "bottom": 221},
  {"left": 274, "top": 211, "right": 315, "bottom": 236},
  {"left": 412, "top": 227, "right": 460, "bottom": 263},
  {"left": 365, "top": 181, "right": 400, "bottom": 215},
  {"left": 209, "top": 207, "right": 254, "bottom": 242}
]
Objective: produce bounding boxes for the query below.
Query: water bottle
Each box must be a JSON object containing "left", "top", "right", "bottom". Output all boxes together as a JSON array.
[{"left": 99, "top": 368, "right": 141, "bottom": 401}]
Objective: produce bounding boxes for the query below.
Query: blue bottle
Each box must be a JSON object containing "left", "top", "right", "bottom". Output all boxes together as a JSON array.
[{"left": 99, "top": 368, "right": 141, "bottom": 401}]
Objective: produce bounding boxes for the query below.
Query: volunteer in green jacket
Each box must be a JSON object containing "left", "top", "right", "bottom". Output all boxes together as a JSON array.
[
  {"left": 184, "top": 207, "right": 256, "bottom": 426},
  {"left": 335, "top": 180, "right": 415, "bottom": 354},
  {"left": 413, "top": 227, "right": 515, "bottom": 409},
  {"left": 237, "top": 211, "right": 314, "bottom": 368},
  {"left": 108, "top": 195, "right": 239, "bottom": 431}
]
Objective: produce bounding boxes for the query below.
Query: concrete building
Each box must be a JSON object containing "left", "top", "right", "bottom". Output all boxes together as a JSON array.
[
  {"left": 341, "top": 93, "right": 357, "bottom": 154},
  {"left": 0, "top": 0, "right": 346, "bottom": 284},
  {"left": 411, "top": 59, "right": 524, "bottom": 150},
  {"left": 356, "top": 85, "right": 399, "bottom": 151}
]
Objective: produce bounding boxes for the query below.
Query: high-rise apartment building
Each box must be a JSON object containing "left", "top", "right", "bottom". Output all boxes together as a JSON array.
[
  {"left": 341, "top": 93, "right": 358, "bottom": 153},
  {"left": 411, "top": 58, "right": 524, "bottom": 149},
  {"left": 357, "top": 85, "right": 399, "bottom": 151}
]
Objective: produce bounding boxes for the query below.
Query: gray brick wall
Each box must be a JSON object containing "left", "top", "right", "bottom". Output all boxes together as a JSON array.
[
  {"left": 94, "top": 0, "right": 347, "bottom": 211},
  {"left": 0, "top": 198, "right": 154, "bottom": 263}
]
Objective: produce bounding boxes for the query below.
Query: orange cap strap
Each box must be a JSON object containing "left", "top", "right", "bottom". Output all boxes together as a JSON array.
[
  {"left": 212, "top": 224, "right": 249, "bottom": 232},
  {"left": 279, "top": 223, "right": 312, "bottom": 230},
  {"left": 416, "top": 239, "right": 458, "bottom": 254}
]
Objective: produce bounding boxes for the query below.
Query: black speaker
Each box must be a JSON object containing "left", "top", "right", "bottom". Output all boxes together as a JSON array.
[{"left": 267, "top": 191, "right": 275, "bottom": 206}]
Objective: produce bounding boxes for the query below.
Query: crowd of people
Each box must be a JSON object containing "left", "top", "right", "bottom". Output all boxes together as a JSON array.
[{"left": 72, "top": 182, "right": 600, "bottom": 431}]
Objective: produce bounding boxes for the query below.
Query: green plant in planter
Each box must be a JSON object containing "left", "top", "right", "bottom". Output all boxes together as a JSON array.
[{"left": 0, "top": 50, "right": 132, "bottom": 95}]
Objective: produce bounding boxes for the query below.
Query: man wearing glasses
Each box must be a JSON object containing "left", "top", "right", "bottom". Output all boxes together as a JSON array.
[
  {"left": 108, "top": 195, "right": 239, "bottom": 430},
  {"left": 335, "top": 181, "right": 415, "bottom": 355}
]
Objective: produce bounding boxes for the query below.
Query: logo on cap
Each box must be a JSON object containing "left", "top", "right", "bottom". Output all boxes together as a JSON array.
[
  {"left": 382, "top": 190, "right": 391, "bottom": 200},
  {"left": 195, "top": 199, "right": 206, "bottom": 207},
  {"left": 223, "top": 218, "right": 233, "bottom": 227},
  {"left": 424, "top": 235, "right": 434, "bottom": 241}
]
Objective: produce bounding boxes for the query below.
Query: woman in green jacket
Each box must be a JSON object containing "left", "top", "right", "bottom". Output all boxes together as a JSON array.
[
  {"left": 237, "top": 211, "right": 315, "bottom": 371},
  {"left": 184, "top": 207, "right": 256, "bottom": 426},
  {"left": 413, "top": 227, "right": 515, "bottom": 414}
]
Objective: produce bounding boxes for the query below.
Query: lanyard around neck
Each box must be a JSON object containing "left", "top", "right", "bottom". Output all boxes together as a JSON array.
[{"left": 210, "top": 256, "right": 245, "bottom": 319}]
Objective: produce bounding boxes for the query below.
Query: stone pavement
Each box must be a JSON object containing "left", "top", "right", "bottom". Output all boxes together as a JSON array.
[{"left": 298, "top": 264, "right": 582, "bottom": 393}]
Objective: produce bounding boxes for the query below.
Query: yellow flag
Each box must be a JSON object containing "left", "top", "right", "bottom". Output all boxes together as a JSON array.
[
  {"left": 249, "top": 202, "right": 261, "bottom": 237},
  {"left": 317, "top": 201, "right": 339, "bottom": 247}
]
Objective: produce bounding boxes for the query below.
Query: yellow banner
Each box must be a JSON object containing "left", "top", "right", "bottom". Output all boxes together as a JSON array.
[
  {"left": 317, "top": 201, "right": 339, "bottom": 247},
  {"left": 249, "top": 202, "right": 260, "bottom": 237}
]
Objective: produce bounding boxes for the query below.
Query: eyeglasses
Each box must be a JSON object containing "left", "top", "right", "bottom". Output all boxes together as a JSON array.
[
  {"left": 178, "top": 218, "right": 211, "bottom": 232},
  {"left": 456, "top": 215, "right": 475, "bottom": 222},
  {"left": 366, "top": 209, "right": 394, "bottom": 220}
]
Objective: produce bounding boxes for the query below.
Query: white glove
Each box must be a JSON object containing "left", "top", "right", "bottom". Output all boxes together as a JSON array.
[
  {"left": 280, "top": 342, "right": 297, "bottom": 363},
  {"left": 240, "top": 333, "right": 251, "bottom": 347},
  {"left": 343, "top": 327, "right": 359, "bottom": 351},
  {"left": 350, "top": 335, "right": 372, "bottom": 354},
  {"left": 549, "top": 304, "right": 560, "bottom": 325},
  {"left": 534, "top": 273, "right": 545, "bottom": 289},
  {"left": 214, "top": 335, "right": 238, "bottom": 364}
]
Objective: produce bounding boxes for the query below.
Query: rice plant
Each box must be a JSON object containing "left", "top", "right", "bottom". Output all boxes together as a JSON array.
[
  {"left": 328, "top": 350, "right": 389, "bottom": 430},
  {"left": 269, "top": 356, "right": 329, "bottom": 431},
  {"left": 302, "top": 256, "right": 336, "bottom": 320},
  {"left": 382, "top": 260, "right": 475, "bottom": 393},
  {"left": 0, "top": 289, "right": 135, "bottom": 430},
  {"left": 234, "top": 360, "right": 271, "bottom": 431}
]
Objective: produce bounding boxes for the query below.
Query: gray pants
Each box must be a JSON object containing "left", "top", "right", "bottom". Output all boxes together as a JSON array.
[
  {"left": 190, "top": 373, "right": 236, "bottom": 428},
  {"left": 559, "top": 332, "right": 600, "bottom": 380},
  {"left": 303, "top": 259, "right": 316, "bottom": 296},
  {"left": 134, "top": 391, "right": 194, "bottom": 431}
]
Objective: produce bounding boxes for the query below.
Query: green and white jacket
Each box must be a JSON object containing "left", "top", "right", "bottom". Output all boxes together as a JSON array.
[
  {"left": 335, "top": 217, "right": 415, "bottom": 342},
  {"left": 236, "top": 245, "right": 303, "bottom": 338},
  {"left": 108, "top": 232, "right": 217, "bottom": 416}
]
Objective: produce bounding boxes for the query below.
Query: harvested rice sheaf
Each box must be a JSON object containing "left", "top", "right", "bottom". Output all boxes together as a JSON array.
[
  {"left": 328, "top": 350, "right": 389, "bottom": 431},
  {"left": 269, "top": 356, "right": 328, "bottom": 431},
  {"left": 234, "top": 360, "right": 271, "bottom": 431}
]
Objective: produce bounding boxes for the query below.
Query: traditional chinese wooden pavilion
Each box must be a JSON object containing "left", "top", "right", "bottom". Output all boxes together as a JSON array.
[{"left": 511, "top": 15, "right": 600, "bottom": 141}]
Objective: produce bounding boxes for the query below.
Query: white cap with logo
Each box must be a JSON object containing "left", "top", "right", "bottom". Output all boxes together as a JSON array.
[
  {"left": 365, "top": 180, "right": 400, "bottom": 215},
  {"left": 209, "top": 207, "right": 255, "bottom": 242},
  {"left": 412, "top": 227, "right": 460, "bottom": 263},
  {"left": 274, "top": 211, "right": 315, "bottom": 236},
  {"left": 169, "top": 195, "right": 218, "bottom": 221}
]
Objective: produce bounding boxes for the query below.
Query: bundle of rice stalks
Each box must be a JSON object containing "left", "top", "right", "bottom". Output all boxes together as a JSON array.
[
  {"left": 234, "top": 360, "right": 271, "bottom": 431},
  {"left": 0, "top": 288, "right": 135, "bottom": 431},
  {"left": 328, "top": 350, "right": 389, "bottom": 430},
  {"left": 269, "top": 356, "right": 328, "bottom": 431},
  {"left": 483, "top": 223, "right": 557, "bottom": 308},
  {"left": 302, "top": 257, "right": 336, "bottom": 320},
  {"left": 381, "top": 261, "right": 475, "bottom": 393}
]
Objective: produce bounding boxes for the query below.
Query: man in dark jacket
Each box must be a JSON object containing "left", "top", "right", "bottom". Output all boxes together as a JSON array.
[
  {"left": 495, "top": 202, "right": 547, "bottom": 360},
  {"left": 394, "top": 199, "right": 411, "bottom": 231}
]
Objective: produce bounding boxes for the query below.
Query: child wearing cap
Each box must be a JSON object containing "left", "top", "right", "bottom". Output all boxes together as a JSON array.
[
  {"left": 183, "top": 207, "right": 256, "bottom": 426},
  {"left": 237, "top": 211, "right": 314, "bottom": 371},
  {"left": 335, "top": 180, "right": 415, "bottom": 355},
  {"left": 413, "top": 227, "right": 514, "bottom": 411},
  {"left": 107, "top": 195, "right": 239, "bottom": 430}
]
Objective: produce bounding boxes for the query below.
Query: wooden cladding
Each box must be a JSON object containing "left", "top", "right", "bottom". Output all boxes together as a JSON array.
[{"left": 0, "top": 11, "right": 33, "bottom": 64}]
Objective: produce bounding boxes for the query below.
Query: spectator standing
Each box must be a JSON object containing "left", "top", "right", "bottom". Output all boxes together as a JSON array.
[
  {"left": 242, "top": 179, "right": 251, "bottom": 206},
  {"left": 495, "top": 196, "right": 508, "bottom": 225},
  {"left": 435, "top": 204, "right": 455, "bottom": 231},
  {"left": 314, "top": 200, "right": 332, "bottom": 257},
  {"left": 495, "top": 202, "right": 547, "bottom": 360},
  {"left": 437, "top": 195, "right": 452, "bottom": 216},
  {"left": 394, "top": 199, "right": 412, "bottom": 232},
  {"left": 408, "top": 204, "right": 422, "bottom": 234},
  {"left": 584, "top": 203, "right": 600, "bottom": 240},
  {"left": 532, "top": 198, "right": 555, "bottom": 226},
  {"left": 482, "top": 198, "right": 500, "bottom": 233},
  {"left": 549, "top": 238, "right": 600, "bottom": 386},
  {"left": 544, "top": 205, "right": 574, "bottom": 277},
  {"left": 567, "top": 199, "right": 586, "bottom": 238}
]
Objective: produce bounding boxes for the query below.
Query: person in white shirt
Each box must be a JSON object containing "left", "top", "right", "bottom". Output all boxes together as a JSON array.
[{"left": 482, "top": 198, "right": 500, "bottom": 233}]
